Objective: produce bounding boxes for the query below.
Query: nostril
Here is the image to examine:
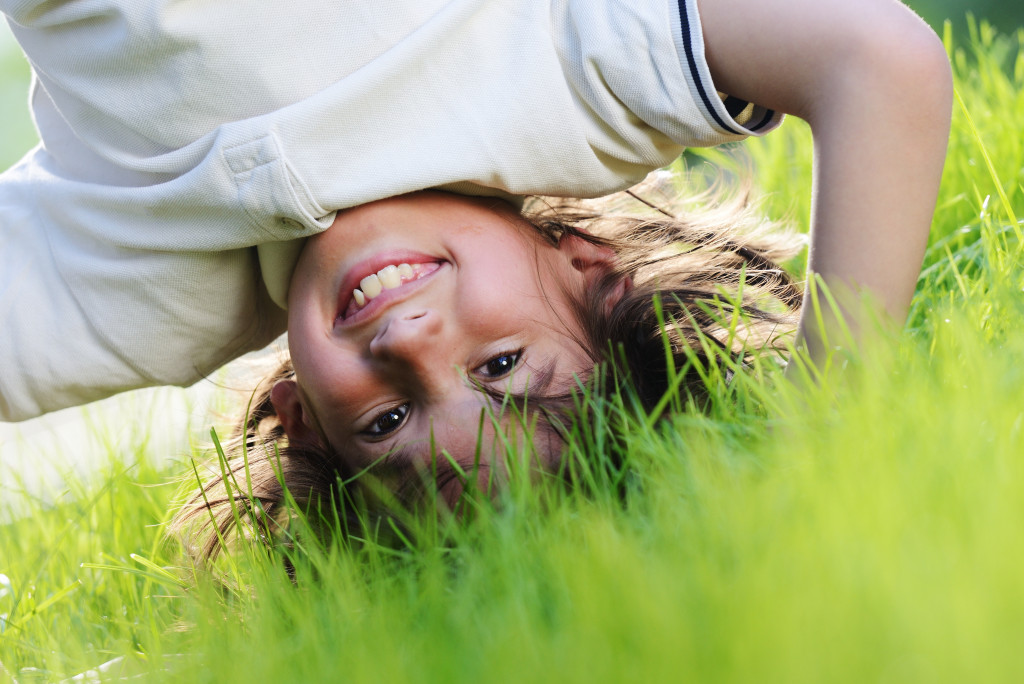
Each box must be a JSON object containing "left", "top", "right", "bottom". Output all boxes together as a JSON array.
[{"left": 405, "top": 311, "right": 428, "bottom": 320}]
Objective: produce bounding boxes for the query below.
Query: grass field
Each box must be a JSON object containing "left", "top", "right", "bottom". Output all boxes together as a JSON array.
[{"left": 3, "top": 18, "right": 1024, "bottom": 684}]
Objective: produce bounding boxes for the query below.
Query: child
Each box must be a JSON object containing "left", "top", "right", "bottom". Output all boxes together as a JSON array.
[
  {"left": 0, "top": 0, "right": 951, "bottom": 531},
  {"left": 173, "top": 187, "right": 809, "bottom": 560}
]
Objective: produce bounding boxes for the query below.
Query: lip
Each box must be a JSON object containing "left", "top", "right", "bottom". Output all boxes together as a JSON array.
[{"left": 334, "top": 251, "right": 447, "bottom": 328}]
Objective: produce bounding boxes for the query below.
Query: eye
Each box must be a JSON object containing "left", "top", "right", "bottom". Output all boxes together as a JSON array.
[
  {"left": 477, "top": 349, "right": 524, "bottom": 379},
  {"left": 363, "top": 403, "right": 410, "bottom": 438}
]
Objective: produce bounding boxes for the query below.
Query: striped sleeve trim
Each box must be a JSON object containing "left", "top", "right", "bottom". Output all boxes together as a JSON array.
[
  {"left": 674, "top": 0, "right": 779, "bottom": 137},
  {"left": 721, "top": 95, "right": 778, "bottom": 132}
]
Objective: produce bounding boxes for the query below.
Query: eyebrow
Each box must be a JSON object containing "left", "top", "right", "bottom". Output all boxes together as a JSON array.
[
  {"left": 367, "top": 439, "right": 488, "bottom": 484},
  {"left": 377, "top": 444, "right": 415, "bottom": 472}
]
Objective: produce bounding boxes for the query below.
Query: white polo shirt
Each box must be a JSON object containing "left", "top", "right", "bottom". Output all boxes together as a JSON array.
[{"left": 0, "top": 0, "right": 780, "bottom": 421}]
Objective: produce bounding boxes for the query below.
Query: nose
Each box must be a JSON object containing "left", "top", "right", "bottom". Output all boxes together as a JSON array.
[{"left": 369, "top": 309, "right": 451, "bottom": 383}]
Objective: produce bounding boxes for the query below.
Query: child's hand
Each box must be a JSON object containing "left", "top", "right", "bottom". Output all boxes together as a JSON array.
[{"left": 698, "top": 0, "right": 953, "bottom": 361}]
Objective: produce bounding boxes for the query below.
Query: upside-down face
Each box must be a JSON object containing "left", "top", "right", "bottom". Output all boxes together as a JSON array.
[{"left": 276, "top": 192, "right": 621, "bottom": 498}]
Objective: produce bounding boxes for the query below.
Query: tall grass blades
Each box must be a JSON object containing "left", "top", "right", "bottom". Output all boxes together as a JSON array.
[{"left": 3, "top": 20, "right": 1024, "bottom": 684}]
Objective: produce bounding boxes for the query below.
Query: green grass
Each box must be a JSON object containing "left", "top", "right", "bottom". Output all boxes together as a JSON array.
[
  {"left": 4, "top": 20, "right": 1024, "bottom": 684},
  {"left": 0, "top": 28, "right": 34, "bottom": 171}
]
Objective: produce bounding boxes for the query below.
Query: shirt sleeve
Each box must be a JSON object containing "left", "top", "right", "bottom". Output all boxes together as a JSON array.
[
  {"left": 555, "top": 0, "right": 782, "bottom": 162},
  {"left": 670, "top": 0, "right": 782, "bottom": 139},
  {"left": 0, "top": 143, "right": 291, "bottom": 423},
  {"left": 0, "top": 150, "right": 154, "bottom": 421}
]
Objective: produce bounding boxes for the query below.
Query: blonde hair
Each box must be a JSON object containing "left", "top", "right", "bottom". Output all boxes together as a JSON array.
[{"left": 172, "top": 184, "right": 802, "bottom": 565}]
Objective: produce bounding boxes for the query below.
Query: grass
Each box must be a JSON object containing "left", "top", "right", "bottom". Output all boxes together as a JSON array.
[
  {"left": 0, "top": 28, "right": 33, "bottom": 171},
  {"left": 3, "top": 19, "right": 1024, "bottom": 684}
]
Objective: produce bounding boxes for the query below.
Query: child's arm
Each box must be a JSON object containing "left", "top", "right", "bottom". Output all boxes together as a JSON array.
[{"left": 698, "top": 0, "right": 953, "bottom": 361}]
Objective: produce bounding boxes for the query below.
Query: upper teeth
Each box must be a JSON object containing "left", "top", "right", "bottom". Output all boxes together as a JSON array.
[{"left": 353, "top": 262, "right": 419, "bottom": 307}]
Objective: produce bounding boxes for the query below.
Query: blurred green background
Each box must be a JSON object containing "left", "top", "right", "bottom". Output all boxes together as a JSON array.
[{"left": 914, "top": 0, "right": 1024, "bottom": 33}]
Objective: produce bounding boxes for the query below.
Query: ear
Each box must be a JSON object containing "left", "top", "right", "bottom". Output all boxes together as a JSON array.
[
  {"left": 558, "top": 234, "right": 617, "bottom": 277},
  {"left": 270, "top": 379, "right": 321, "bottom": 446},
  {"left": 558, "top": 234, "right": 632, "bottom": 315}
]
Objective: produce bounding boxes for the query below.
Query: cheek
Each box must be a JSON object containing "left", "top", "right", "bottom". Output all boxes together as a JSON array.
[
  {"left": 287, "top": 327, "right": 369, "bottom": 421},
  {"left": 457, "top": 265, "right": 560, "bottom": 332},
  {"left": 286, "top": 290, "right": 332, "bottom": 381},
  {"left": 285, "top": 310, "right": 324, "bottom": 380}
]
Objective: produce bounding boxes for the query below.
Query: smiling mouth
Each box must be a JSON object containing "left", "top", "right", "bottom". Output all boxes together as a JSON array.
[{"left": 336, "top": 260, "right": 444, "bottom": 324}]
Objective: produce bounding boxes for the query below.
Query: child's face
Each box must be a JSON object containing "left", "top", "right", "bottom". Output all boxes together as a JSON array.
[{"left": 280, "top": 192, "right": 609, "bottom": 481}]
